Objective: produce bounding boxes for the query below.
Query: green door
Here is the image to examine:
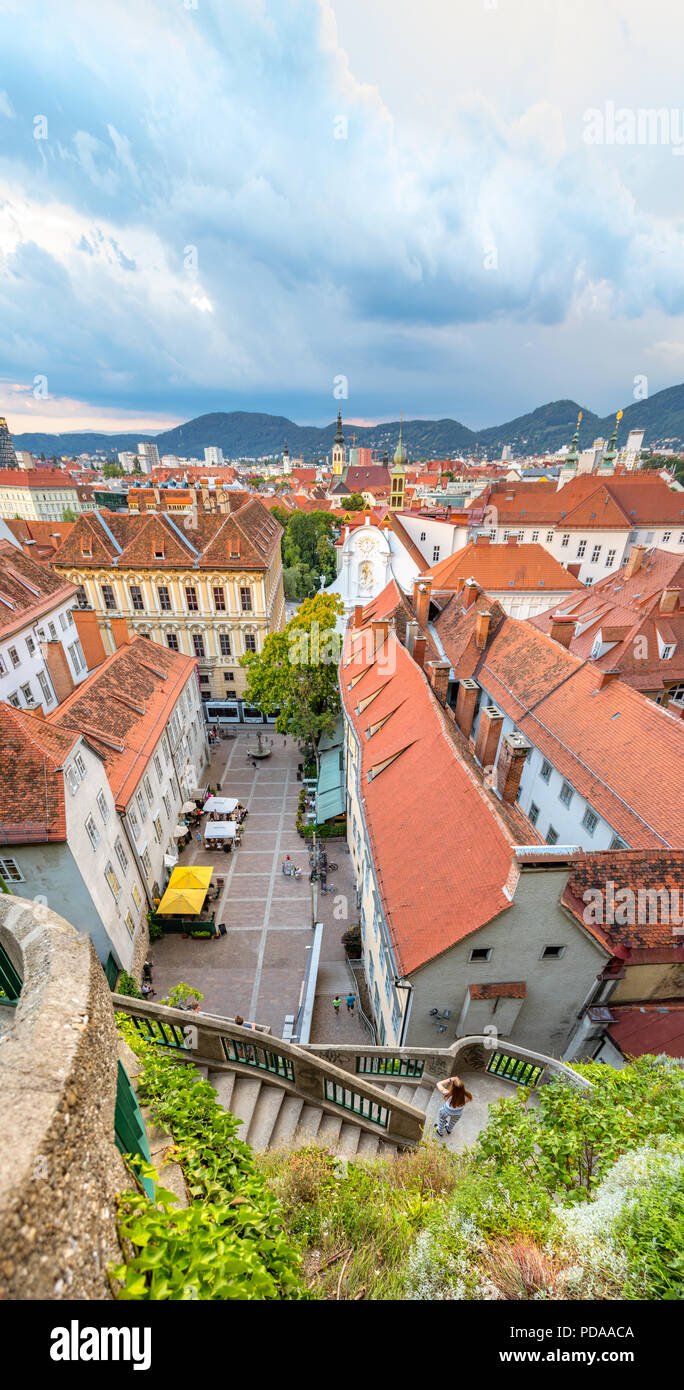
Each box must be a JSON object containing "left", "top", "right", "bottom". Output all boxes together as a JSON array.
[{"left": 114, "top": 1062, "right": 155, "bottom": 1200}]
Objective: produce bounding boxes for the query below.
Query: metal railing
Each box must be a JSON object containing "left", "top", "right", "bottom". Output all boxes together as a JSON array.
[
  {"left": 114, "top": 995, "right": 424, "bottom": 1144},
  {"left": 356, "top": 1055, "right": 424, "bottom": 1078},
  {"left": 345, "top": 957, "right": 376, "bottom": 1043},
  {"left": 0, "top": 942, "right": 22, "bottom": 1006},
  {"left": 487, "top": 1050, "right": 543, "bottom": 1087}
]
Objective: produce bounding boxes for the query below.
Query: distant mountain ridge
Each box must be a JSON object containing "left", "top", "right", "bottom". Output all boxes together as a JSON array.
[{"left": 12, "top": 383, "right": 684, "bottom": 459}]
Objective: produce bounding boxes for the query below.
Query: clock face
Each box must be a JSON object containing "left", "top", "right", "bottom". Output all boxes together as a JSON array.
[{"left": 359, "top": 536, "right": 375, "bottom": 553}]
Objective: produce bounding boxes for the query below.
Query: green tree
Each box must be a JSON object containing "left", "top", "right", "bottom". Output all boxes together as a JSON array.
[
  {"left": 103, "top": 461, "right": 125, "bottom": 478},
  {"left": 240, "top": 591, "right": 345, "bottom": 771},
  {"left": 345, "top": 493, "right": 366, "bottom": 510},
  {"left": 62, "top": 507, "right": 78, "bottom": 521}
]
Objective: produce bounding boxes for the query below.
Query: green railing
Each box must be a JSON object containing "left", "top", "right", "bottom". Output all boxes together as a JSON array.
[
  {"left": 487, "top": 1051, "right": 543, "bottom": 1087},
  {"left": 324, "top": 1079, "right": 389, "bottom": 1128},
  {"left": 221, "top": 1037, "right": 295, "bottom": 1081},
  {"left": 127, "top": 1014, "right": 189, "bottom": 1050},
  {"left": 356, "top": 1055, "right": 424, "bottom": 1078},
  {"left": 0, "top": 942, "right": 22, "bottom": 1007}
]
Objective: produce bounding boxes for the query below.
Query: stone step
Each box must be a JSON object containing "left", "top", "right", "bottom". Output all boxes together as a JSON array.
[
  {"left": 337, "top": 1121, "right": 362, "bottom": 1156},
  {"left": 316, "top": 1111, "right": 344, "bottom": 1147},
  {"left": 397, "top": 1082, "right": 423, "bottom": 1106},
  {"left": 293, "top": 1103, "right": 325, "bottom": 1146},
  {"left": 356, "top": 1129, "right": 381, "bottom": 1158},
  {"left": 413, "top": 1084, "right": 434, "bottom": 1114},
  {"left": 246, "top": 1084, "right": 286, "bottom": 1151},
  {"left": 380, "top": 1082, "right": 401, "bottom": 1096},
  {"left": 208, "top": 1069, "right": 236, "bottom": 1113},
  {"left": 269, "top": 1094, "right": 305, "bottom": 1148},
  {"left": 228, "top": 1075, "right": 263, "bottom": 1137}
]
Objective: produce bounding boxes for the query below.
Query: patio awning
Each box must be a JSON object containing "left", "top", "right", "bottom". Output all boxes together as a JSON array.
[
  {"left": 181, "top": 800, "right": 197, "bottom": 814},
  {"left": 170, "top": 867, "right": 213, "bottom": 892},
  {"left": 173, "top": 824, "right": 188, "bottom": 837},
  {"left": 204, "top": 796, "right": 239, "bottom": 815},
  {"left": 316, "top": 746, "right": 345, "bottom": 823},
  {"left": 203, "top": 821, "right": 238, "bottom": 840},
  {"left": 156, "top": 887, "right": 207, "bottom": 916}
]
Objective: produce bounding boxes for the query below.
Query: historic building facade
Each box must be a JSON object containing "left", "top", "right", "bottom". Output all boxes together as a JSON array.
[{"left": 52, "top": 501, "right": 286, "bottom": 706}]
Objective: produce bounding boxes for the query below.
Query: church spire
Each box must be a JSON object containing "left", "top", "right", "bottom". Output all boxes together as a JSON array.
[
  {"left": 393, "top": 411, "right": 407, "bottom": 470},
  {"left": 603, "top": 409, "right": 623, "bottom": 465},
  {"left": 566, "top": 410, "right": 582, "bottom": 465},
  {"left": 334, "top": 409, "right": 344, "bottom": 446}
]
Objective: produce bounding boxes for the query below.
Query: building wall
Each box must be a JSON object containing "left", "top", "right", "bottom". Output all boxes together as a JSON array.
[
  {"left": 610, "top": 961, "right": 684, "bottom": 1002},
  {"left": 469, "top": 687, "right": 623, "bottom": 850},
  {"left": 0, "top": 484, "right": 82, "bottom": 522},
  {"left": 488, "top": 588, "right": 582, "bottom": 620},
  {"left": 399, "top": 514, "right": 467, "bottom": 566},
  {"left": 485, "top": 521, "right": 684, "bottom": 584},
  {"left": 55, "top": 551, "right": 286, "bottom": 704},
  {"left": 0, "top": 595, "right": 89, "bottom": 713}
]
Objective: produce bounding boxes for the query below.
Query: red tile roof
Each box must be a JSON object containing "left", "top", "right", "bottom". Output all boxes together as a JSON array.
[
  {"left": 4, "top": 519, "right": 75, "bottom": 563},
  {"left": 49, "top": 637, "right": 198, "bottom": 808},
  {"left": 52, "top": 499, "right": 281, "bottom": 572},
  {"left": 340, "top": 626, "right": 517, "bottom": 973},
  {"left": 469, "top": 981, "right": 526, "bottom": 999},
  {"left": 529, "top": 548, "right": 684, "bottom": 694},
  {"left": 0, "top": 540, "right": 78, "bottom": 640},
  {"left": 0, "top": 704, "right": 83, "bottom": 843},
  {"left": 430, "top": 538, "right": 584, "bottom": 593},
  {"left": 435, "top": 595, "right": 684, "bottom": 848},
  {"left": 479, "top": 475, "right": 684, "bottom": 529},
  {"left": 562, "top": 849, "right": 684, "bottom": 955}
]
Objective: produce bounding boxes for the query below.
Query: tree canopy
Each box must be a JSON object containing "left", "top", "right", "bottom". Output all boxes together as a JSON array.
[
  {"left": 280, "top": 510, "right": 337, "bottom": 601},
  {"left": 344, "top": 493, "right": 366, "bottom": 510},
  {"left": 240, "top": 591, "right": 344, "bottom": 767}
]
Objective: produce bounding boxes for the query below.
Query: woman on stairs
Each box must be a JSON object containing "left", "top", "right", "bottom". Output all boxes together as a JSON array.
[{"left": 433, "top": 1076, "right": 473, "bottom": 1139}]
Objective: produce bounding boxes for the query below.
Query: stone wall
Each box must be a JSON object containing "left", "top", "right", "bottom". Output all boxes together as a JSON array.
[{"left": 0, "top": 896, "right": 127, "bottom": 1300}]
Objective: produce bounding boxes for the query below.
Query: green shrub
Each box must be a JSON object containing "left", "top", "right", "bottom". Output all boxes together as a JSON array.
[
  {"left": 112, "top": 1034, "right": 305, "bottom": 1300},
  {"left": 116, "top": 970, "right": 141, "bottom": 998}
]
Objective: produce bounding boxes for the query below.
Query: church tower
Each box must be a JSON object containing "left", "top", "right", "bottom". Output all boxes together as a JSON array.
[
  {"left": 602, "top": 410, "right": 623, "bottom": 469},
  {"left": 332, "top": 410, "right": 346, "bottom": 476},
  {"left": 0, "top": 417, "right": 17, "bottom": 470},
  {"left": 389, "top": 417, "right": 407, "bottom": 511},
  {"left": 282, "top": 437, "right": 291, "bottom": 474}
]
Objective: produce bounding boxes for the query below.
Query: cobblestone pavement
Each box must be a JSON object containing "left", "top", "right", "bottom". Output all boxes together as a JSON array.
[{"left": 149, "top": 728, "right": 367, "bottom": 1045}]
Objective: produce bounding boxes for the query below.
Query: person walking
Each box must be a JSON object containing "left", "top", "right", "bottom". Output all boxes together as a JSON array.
[
  {"left": 433, "top": 1076, "right": 473, "bottom": 1139},
  {"left": 345, "top": 993, "right": 356, "bottom": 1014},
  {"left": 195, "top": 830, "right": 201, "bottom": 846},
  {"left": 332, "top": 996, "right": 341, "bottom": 1015}
]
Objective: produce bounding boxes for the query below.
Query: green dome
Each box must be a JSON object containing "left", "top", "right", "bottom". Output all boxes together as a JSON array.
[{"left": 393, "top": 422, "right": 407, "bottom": 470}]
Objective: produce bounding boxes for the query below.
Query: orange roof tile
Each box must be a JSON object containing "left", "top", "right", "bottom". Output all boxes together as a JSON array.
[
  {"left": 0, "top": 704, "right": 83, "bottom": 843},
  {"left": 430, "top": 538, "right": 583, "bottom": 593}
]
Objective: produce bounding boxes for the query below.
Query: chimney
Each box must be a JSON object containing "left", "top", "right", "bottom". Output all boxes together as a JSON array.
[
  {"left": 413, "top": 575, "right": 433, "bottom": 627},
  {"left": 413, "top": 636, "right": 427, "bottom": 669},
  {"left": 370, "top": 619, "right": 389, "bottom": 656},
  {"left": 50, "top": 532, "right": 62, "bottom": 553},
  {"left": 404, "top": 618, "right": 418, "bottom": 654},
  {"left": 42, "top": 641, "right": 75, "bottom": 704},
  {"left": 109, "top": 617, "right": 131, "bottom": 650},
  {"left": 353, "top": 603, "right": 364, "bottom": 629},
  {"left": 21, "top": 540, "right": 36, "bottom": 559},
  {"left": 474, "top": 534, "right": 491, "bottom": 546},
  {"left": 624, "top": 544, "right": 647, "bottom": 579},
  {"left": 453, "top": 574, "right": 466, "bottom": 598},
  {"left": 462, "top": 577, "right": 479, "bottom": 609},
  {"left": 506, "top": 535, "right": 518, "bottom": 547},
  {"left": 475, "top": 610, "right": 491, "bottom": 650},
  {"left": 474, "top": 703, "right": 504, "bottom": 768},
  {"left": 73, "top": 608, "right": 106, "bottom": 671},
  {"left": 549, "top": 614, "right": 574, "bottom": 649},
  {"left": 426, "top": 658, "right": 450, "bottom": 704},
  {"left": 494, "top": 731, "right": 531, "bottom": 804},
  {"left": 660, "top": 587, "right": 680, "bottom": 615},
  {"left": 596, "top": 668, "right": 620, "bottom": 690},
  {"left": 455, "top": 677, "right": 479, "bottom": 738}
]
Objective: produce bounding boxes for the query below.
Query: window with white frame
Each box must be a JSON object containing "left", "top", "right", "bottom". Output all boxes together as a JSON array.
[
  {"left": 561, "top": 534, "right": 569, "bottom": 547},
  {"left": 153, "top": 815, "right": 163, "bottom": 843},
  {"left": 609, "top": 835, "right": 627, "bottom": 850},
  {"left": 540, "top": 759, "right": 552, "bottom": 783},
  {"left": 114, "top": 837, "right": 128, "bottom": 874},
  {"left": 25, "top": 636, "right": 35, "bottom": 655},
  {"left": 132, "top": 884, "right": 142, "bottom": 909},
  {"left": 20, "top": 683, "right": 33, "bottom": 704},
  {"left": 68, "top": 641, "right": 86, "bottom": 674},
  {"left": 128, "top": 808, "right": 140, "bottom": 839},
  {"left": 85, "top": 814, "right": 101, "bottom": 849},
  {"left": 144, "top": 775, "right": 154, "bottom": 806},
  {"left": 546, "top": 530, "right": 553, "bottom": 542},
  {"left": 154, "top": 754, "right": 163, "bottom": 782},
  {"left": 136, "top": 791, "right": 147, "bottom": 822},
  {"left": 74, "top": 753, "right": 86, "bottom": 779},
  {"left": 0, "top": 857, "right": 24, "bottom": 883},
  {"left": 662, "top": 644, "right": 676, "bottom": 660},
  {"left": 662, "top": 532, "right": 671, "bottom": 543},
  {"left": 37, "top": 670, "right": 53, "bottom": 705},
  {"left": 582, "top": 807, "right": 598, "bottom": 835},
  {"left": 124, "top": 911, "right": 136, "bottom": 938},
  {"left": 591, "top": 545, "right": 601, "bottom": 563},
  {"left": 162, "top": 735, "right": 170, "bottom": 764},
  {"left": 420, "top": 531, "right": 426, "bottom": 541},
  {"left": 559, "top": 781, "right": 574, "bottom": 807},
  {"left": 65, "top": 763, "right": 79, "bottom": 796},
  {"left": 162, "top": 793, "right": 171, "bottom": 819},
  {"left": 606, "top": 549, "right": 616, "bottom": 566},
  {"left": 96, "top": 789, "right": 110, "bottom": 823},
  {"left": 546, "top": 825, "right": 559, "bottom": 845},
  {"left": 531, "top": 530, "right": 539, "bottom": 542},
  {"left": 577, "top": 540, "right": 586, "bottom": 558},
  {"left": 8, "top": 646, "right": 19, "bottom": 667},
  {"left": 140, "top": 848, "right": 153, "bottom": 878},
  {"left": 432, "top": 546, "right": 440, "bottom": 562},
  {"left": 528, "top": 801, "right": 540, "bottom": 826}
]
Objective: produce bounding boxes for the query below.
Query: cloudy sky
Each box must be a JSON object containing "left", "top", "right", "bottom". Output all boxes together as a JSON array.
[{"left": 2, "top": 0, "right": 684, "bottom": 435}]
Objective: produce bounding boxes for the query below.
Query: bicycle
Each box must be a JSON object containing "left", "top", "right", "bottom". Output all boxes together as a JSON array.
[{"left": 320, "top": 883, "right": 337, "bottom": 893}]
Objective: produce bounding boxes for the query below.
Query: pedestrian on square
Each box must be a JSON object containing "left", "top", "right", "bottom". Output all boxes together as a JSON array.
[
  {"left": 332, "top": 996, "right": 341, "bottom": 1015},
  {"left": 345, "top": 993, "right": 355, "bottom": 1014},
  {"left": 195, "top": 831, "right": 201, "bottom": 846}
]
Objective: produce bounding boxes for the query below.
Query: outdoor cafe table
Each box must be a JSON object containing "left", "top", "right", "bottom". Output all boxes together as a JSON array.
[
  {"left": 203, "top": 821, "right": 238, "bottom": 841},
  {"left": 203, "top": 796, "right": 239, "bottom": 816}
]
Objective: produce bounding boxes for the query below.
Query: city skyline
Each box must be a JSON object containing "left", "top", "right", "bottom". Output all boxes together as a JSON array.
[{"left": 3, "top": 1, "right": 684, "bottom": 431}]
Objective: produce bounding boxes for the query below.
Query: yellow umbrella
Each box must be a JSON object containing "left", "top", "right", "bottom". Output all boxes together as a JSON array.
[
  {"left": 156, "top": 887, "right": 207, "bottom": 916},
  {"left": 169, "top": 866, "right": 213, "bottom": 893}
]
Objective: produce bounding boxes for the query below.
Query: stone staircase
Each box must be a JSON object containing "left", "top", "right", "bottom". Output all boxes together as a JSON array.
[{"left": 196, "top": 1063, "right": 434, "bottom": 1158}]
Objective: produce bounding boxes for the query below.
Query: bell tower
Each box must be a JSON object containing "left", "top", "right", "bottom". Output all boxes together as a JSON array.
[
  {"left": 332, "top": 410, "right": 346, "bottom": 476},
  {"left": 390, "top": 414, "right": 407, "bottom": 511}
]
